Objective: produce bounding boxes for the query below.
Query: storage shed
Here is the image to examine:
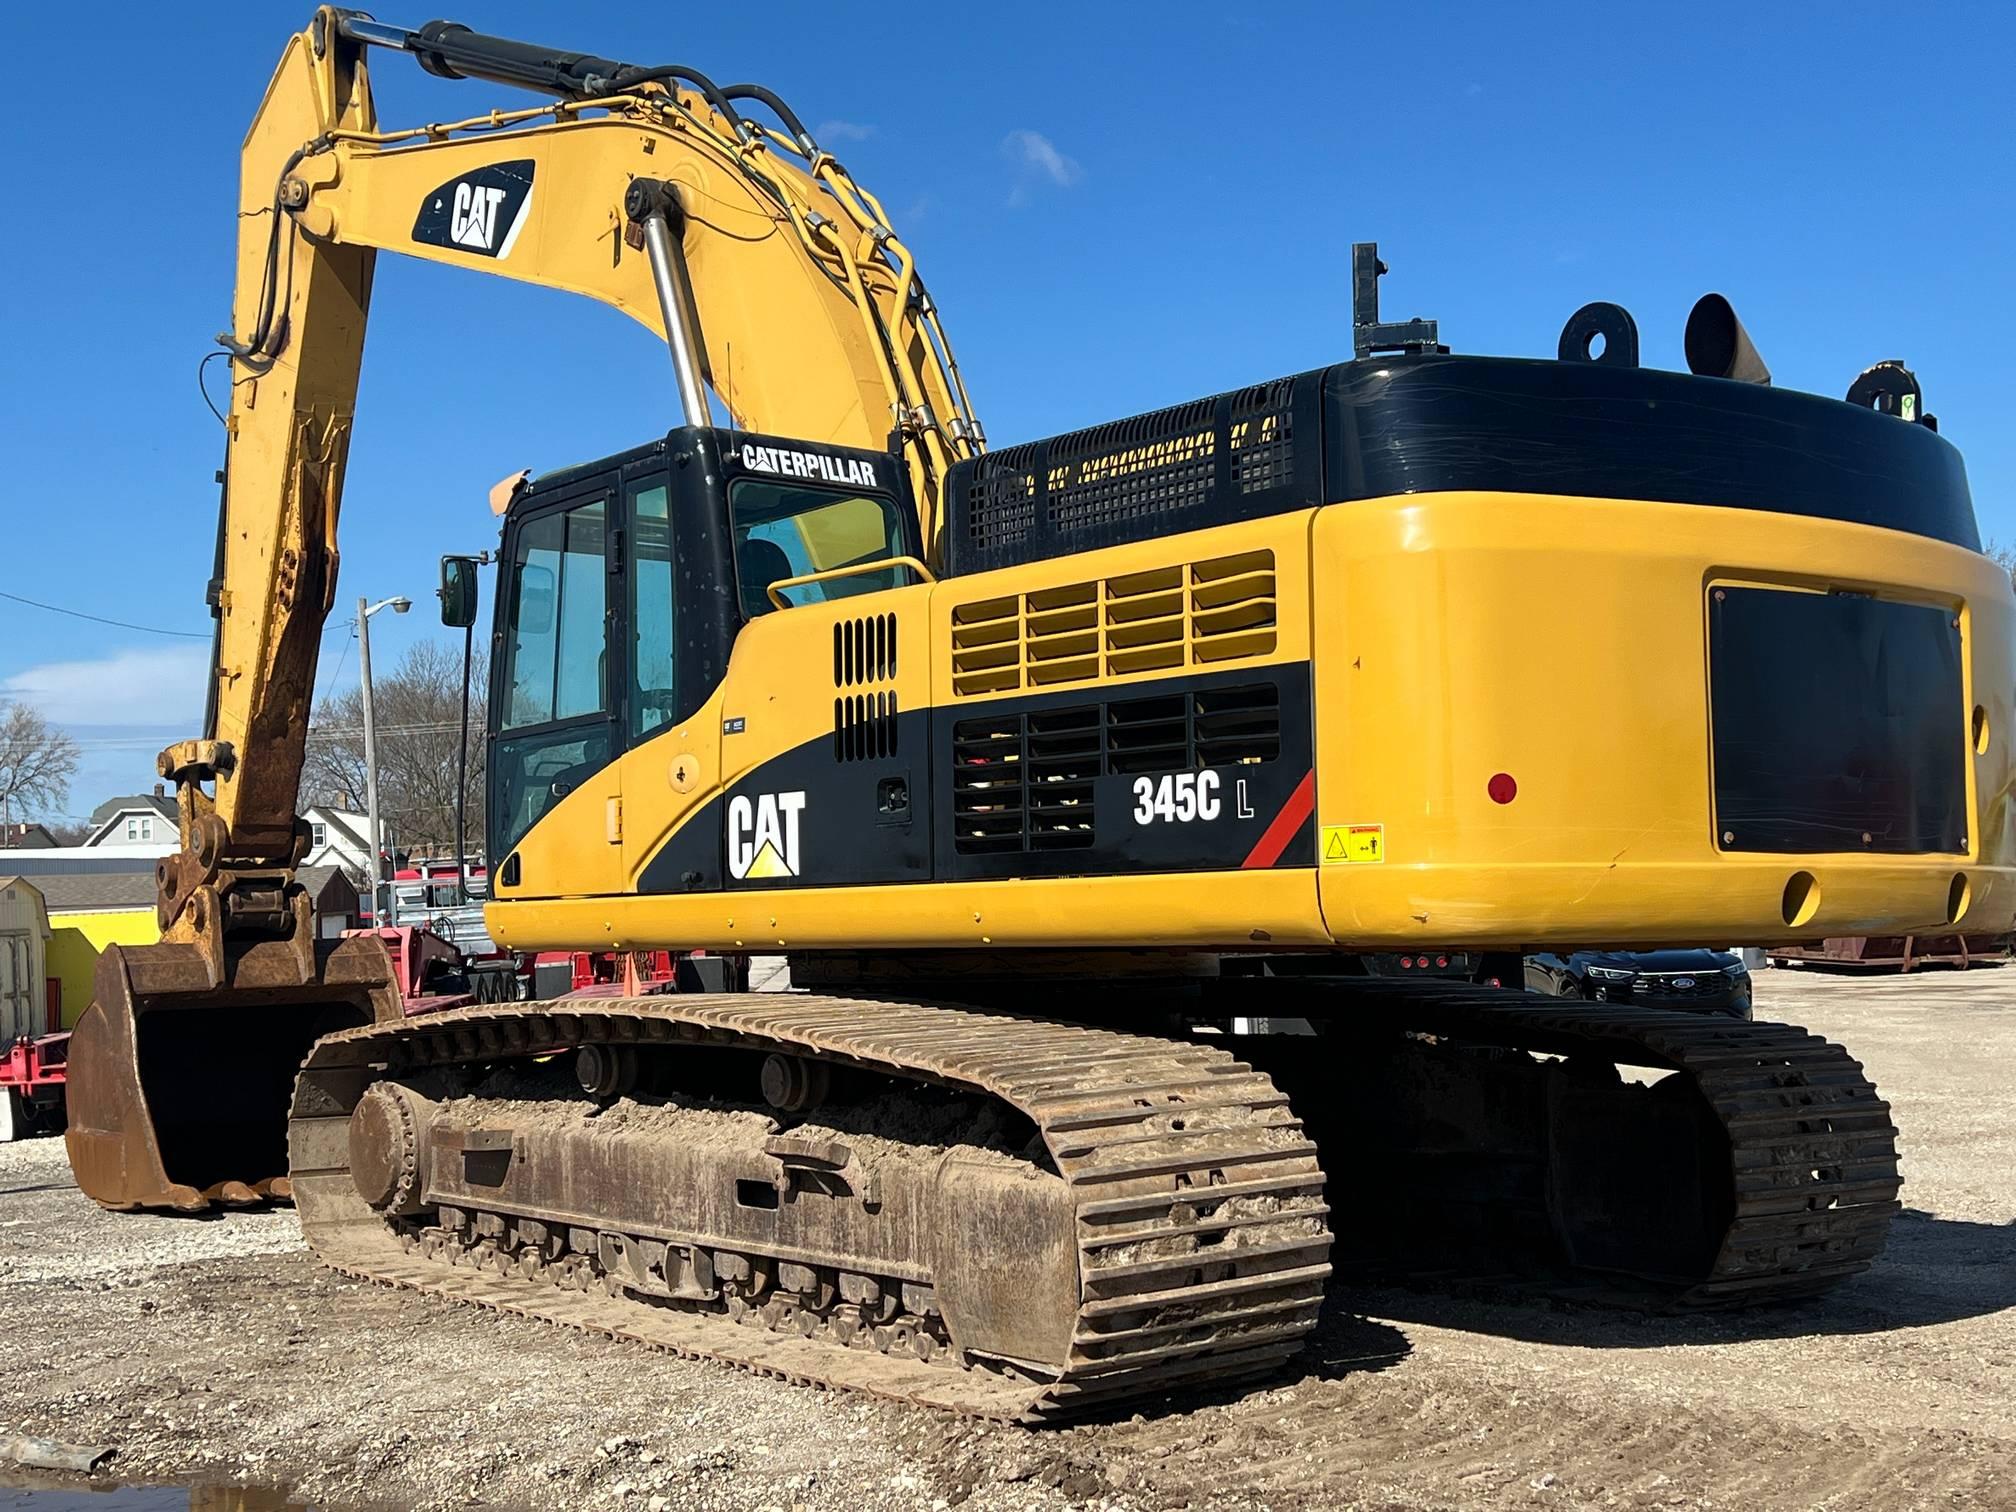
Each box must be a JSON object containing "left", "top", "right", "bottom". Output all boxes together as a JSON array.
[{"left": 1, "top": 877, "right": 55, "bottom": 1044}]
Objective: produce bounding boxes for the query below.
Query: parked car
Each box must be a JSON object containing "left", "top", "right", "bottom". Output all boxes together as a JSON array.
[{"left": 1525, "top": 948, "right": 1754, "bottom": 1018}]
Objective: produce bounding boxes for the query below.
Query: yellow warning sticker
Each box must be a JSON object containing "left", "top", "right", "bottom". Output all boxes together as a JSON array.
[{"left": 1321, "top": 823, "right": 1385, "bottom": 865}]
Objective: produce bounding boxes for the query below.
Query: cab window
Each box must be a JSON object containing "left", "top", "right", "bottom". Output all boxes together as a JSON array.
[
  {"left": 629, "top": 480, "right": 678, "bottom": 740},
  {"left": 492, "top": 494, "right": 612, "bottom": 862},
  {"left": 502, "top": 499, "right": 607, "bottom": 728},
  {"left": 730, "top": 480, "right": 909, "bottom": 616}
]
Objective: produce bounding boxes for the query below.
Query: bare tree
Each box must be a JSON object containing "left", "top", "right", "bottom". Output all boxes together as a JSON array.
[
  {"left": 1989, "top": 540, "right": 2016, "bottom": 587},
  {"left": 0, "top": 699, "right": 81, "bottom": 831},
  {"left": 300, "top": 640, "right": 488, "bottom": 865}
]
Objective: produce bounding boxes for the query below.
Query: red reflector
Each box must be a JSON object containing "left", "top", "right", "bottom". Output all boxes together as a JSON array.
[
  {"left": 1486, "top": 976, "right": 1502, "bottom": 988},
  {"left": 1436, "top": 955, "right": 1449, "bottom": 968},
  {"left": 1488, "top": 772, "right": 1518, "bottom": 804},
  {"left": 1400, "top": 956, "right": 1414, "bottom": 968}
]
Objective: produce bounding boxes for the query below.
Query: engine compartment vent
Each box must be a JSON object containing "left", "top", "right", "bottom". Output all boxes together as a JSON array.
[
  {"left": 951, "top": 682, "right": 1280, "bottom": 854},
  {"left": 949, "top": 550, "right": 1277, "bottom": 697},
  {"left": 834, "top": 612, "right": 898, "bottom": 687},
  {"left": 946, "top": 371, "right": 1319, "bottom": 574},
  {"left": 951, "top": 715, "right": 1027, "bottom": 853},
  {"left": 834, "top": 691, "right": 899, "bottom": 763},
  {"left": 833, "top": 613, "right": 900, "bottom": 761}
]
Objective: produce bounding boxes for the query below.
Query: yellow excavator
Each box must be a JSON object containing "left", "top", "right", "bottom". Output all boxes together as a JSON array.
[{"left": 67, "top": 11, "right": 2016, "bottom": 1420}]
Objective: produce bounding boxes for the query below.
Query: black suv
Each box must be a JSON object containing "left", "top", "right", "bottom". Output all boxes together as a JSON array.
[{"left": 1525, "top": 948, "right": 1754, "bottom": 1018}]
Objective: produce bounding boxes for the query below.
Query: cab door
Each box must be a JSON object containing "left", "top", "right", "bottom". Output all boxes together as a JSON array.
[
  {"left": 488, "top": 472, "right": 628, "bottom": 897},
  {"left": 620, "top": 464, "right": 724, "bottom": 890}
]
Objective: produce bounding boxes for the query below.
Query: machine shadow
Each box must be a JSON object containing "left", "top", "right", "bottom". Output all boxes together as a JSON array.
[{"left": 1337, "top": 1207, "right": 2016, "bottom": 1347}]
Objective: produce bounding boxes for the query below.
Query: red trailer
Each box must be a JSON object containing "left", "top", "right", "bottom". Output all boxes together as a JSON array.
[{"left": 1, "top": 877, "right": 67, "bottom": 1141}]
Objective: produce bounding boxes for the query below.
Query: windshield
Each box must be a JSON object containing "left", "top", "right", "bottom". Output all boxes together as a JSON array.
[{"left": 729, "top": 479, "right": 909, "bottom": 616}]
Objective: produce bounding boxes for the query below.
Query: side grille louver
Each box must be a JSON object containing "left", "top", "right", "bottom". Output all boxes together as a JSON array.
[
  {"left": 952, "top": 715, "right": 1027, "bottom": 853},
  {"left": 952, "top": 683, "right": 1281, "bottom": 854},
  {"left": 951, "top": 550, "right": 1277, "bottom": 697},
  {"left": 833, "top": 613, "right": 899, "bottom": 762},
  {"left": 834, "top": 612, "right": 897, "bottom": 686}
]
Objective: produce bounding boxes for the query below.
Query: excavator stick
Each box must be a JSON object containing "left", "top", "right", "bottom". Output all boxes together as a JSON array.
[{"left": 65, "top": 928, "right": 402, "bottom": 1211}]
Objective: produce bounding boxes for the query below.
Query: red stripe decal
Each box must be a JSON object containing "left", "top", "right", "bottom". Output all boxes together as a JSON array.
[{"left": 1241, "top": 769, "right": 1316, "bottom": 869}]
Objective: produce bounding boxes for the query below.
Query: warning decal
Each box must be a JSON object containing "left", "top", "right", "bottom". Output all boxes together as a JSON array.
[{"left": 1320, "top": 823, "right": 1385, "bottom": 865}]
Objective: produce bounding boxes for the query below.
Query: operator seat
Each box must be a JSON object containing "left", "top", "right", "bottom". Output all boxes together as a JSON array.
[{"left": 737, "top": 538, "right": 796, "bottom": 617}]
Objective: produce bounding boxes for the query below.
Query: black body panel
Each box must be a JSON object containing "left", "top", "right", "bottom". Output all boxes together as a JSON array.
[
  {"left": 634, "top": 663, "right": 1316, "bottom": 895},
  {"left": 633, "top": 739, "right": 931, "bottom": 896},
  {"left": 934, "top": 664, "right": 1315, "bottom": 882},
  {"left": 944, "top": 355, "right": 1979, "bottom": 576},
  {"left": 1710, "top": 587, "right": 1967, "bottom": 854}
]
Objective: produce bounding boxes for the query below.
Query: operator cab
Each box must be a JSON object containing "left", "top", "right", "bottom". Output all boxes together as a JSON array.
[{"left": 446, "top": 427, "right": 922, "bottom": 868}]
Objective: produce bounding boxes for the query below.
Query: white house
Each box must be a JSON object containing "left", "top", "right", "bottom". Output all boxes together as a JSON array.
[
  {"left": 303, "top": 806, "right": 375, "bottom": 883},
  {"left": 83, "top": 788, "right": 180, "bottom": 847}
]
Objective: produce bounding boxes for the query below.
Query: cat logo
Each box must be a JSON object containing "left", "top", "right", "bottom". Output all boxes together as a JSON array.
[
  {"left": 728, "top": 790, "right": 807, "bottom": 880},
  {"left": 450, "top": 182, "right": 509, "bottom": 250},
  {"left": 410, "top": 160, "right": 535, "bottom": 260}
]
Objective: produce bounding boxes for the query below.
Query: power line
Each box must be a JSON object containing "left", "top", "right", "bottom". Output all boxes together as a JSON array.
[{"left": 0, "top": 589, "right": 210, "bottom": 640}]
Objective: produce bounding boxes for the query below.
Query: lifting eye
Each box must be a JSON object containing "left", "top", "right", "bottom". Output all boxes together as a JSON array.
[{"left": 1556, "top": 302, "right": 1640, "bottom": 367}]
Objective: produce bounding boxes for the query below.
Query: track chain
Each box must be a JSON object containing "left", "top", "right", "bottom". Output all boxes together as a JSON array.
[
  {"left": 1324, "top": 984, "right": 1903, "bottom": 1305},
  {"left": 287, "top": 994, "right": 1331, "bottom": 1422}
]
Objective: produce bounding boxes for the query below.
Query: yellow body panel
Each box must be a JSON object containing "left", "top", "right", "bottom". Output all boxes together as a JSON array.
[
  {"left": 1311, "top": 493, "right": 2013, "bottom": 946},
  {"left": 494, "top": 870, "right": 1329, "bottom": 954},
  {"left": 489, "top": 490, "right": 2015, "bottom": 955}
]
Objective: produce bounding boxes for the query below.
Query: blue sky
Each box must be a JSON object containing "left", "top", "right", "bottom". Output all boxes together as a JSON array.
[{"left": 2, "top": 2, "right": 2012, "bottom": 820}]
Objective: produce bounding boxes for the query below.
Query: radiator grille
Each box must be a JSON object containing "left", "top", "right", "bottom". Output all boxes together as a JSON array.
[
  {"left": 1046, "top": 401, "right": 1218, "bottom": 535},
  {"left": 950, "top": 550, "right": 1277, "bottom": 697},
  {"left": 951, "top": 683, "right": 1280, "bottom": 854},
  {"left": 946, "top": 370, "right": 1316, "bottom": 573},
  {"left": 951, "top": 715, "right": 1027, "bottom": 853}
]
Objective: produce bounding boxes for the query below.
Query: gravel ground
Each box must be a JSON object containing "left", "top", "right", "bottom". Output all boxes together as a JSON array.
[{"left": 2, "top": 966, "right": 2013, "bottom": 1510}]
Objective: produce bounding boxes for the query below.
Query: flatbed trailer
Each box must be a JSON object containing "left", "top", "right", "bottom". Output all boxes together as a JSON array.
[{"left": 1770, "top": 934, "right": 2014, "bottom": 971}]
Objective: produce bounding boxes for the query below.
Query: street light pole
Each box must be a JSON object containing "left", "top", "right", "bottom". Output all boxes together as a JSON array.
[{"left": 357, "top": 594, "right": 411, "bottom": 925}]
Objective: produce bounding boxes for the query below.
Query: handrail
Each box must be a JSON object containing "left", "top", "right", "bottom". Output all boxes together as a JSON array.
[{"left": 763, "top": 555, "right": 936, "bottom": 610}]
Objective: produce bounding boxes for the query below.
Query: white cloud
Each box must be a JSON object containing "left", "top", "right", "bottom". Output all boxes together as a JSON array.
[
  {"left": 814, "top": 119, "right": 875, "bottom": 144},
  {"left": 2, "top": 644, "right": 209, "bottom": 728},
  {"left": 1002, "top": 129, "right": 1083, "bottom": 206}
]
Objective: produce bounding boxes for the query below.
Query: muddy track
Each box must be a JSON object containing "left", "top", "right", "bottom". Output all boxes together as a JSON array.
[
  {"left": 286, "top": 993, "right": 1333, "bottom": 1422},
  {"left": 1311, "top": 985, "right": 1905, "bottom": 1306}
]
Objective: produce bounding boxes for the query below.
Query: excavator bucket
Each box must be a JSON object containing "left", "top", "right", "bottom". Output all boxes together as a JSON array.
[{"left": 65, "top": 933, "right": 402, "bottom": 1211}]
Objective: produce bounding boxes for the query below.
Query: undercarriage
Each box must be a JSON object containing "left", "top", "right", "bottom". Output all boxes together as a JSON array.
[{"left": 287, "top": 978, "right": 1899, "bottom": 1421}]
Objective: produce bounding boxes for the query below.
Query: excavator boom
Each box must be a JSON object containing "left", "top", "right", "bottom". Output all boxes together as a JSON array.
[{"left": 65, "top": 8, "right": 979, "bottom": 1209}]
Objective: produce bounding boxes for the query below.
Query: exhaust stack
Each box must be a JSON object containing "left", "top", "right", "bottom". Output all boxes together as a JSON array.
[{"left": 1684, "top": 293, "right": 1772, "bottom": 385}]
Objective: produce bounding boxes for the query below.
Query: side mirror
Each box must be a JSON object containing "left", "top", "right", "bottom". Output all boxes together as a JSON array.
[{"left": 438, "top": 555, "right": 479, "bottom": 628}]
